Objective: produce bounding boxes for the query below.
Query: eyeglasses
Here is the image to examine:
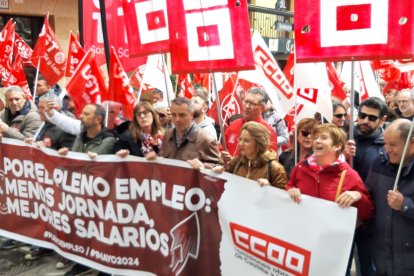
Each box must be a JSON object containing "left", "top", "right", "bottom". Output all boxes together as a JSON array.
[
  {"left": 243, "top": 100, "right": 259, "bottom": 107},
  {"left": 333, "top": 113, "right": 347, "bottom": 119},
  {"left": 157, "top": 112, "right": 167, "bottom": 118},
  {"left": 358, "top": 112, "right": 380, "bottom": 122},
  {"left": 300, "top": 130, "right": 312, "bottom": 137},
  {"left": 135, "top": 110, "right": 151, "bottom": 117}
]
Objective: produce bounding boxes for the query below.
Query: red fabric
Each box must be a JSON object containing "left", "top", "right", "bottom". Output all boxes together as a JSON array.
[
  {"left": 0, "top": 19, "right": 14, "bottom": 86},
  {"left": 287, "top": 158, "right": 373, "bottom": 221},
  {"left": 167, "top": 0, "right": 254, "bottom": 74},
  {"left": 177, "top": 74, "right": 195, "bottom": 99},
  {"left": 14, "top": 32, "right": 33, "bottom": 66},
  {"left": 7, "top": 55, "right": 32, "bottom": 100},
  {"left": 207, "top": 74, "right": 242, "bottom": 127},
  {"left": 326, "top": 62, "right": 346, "bottom": 101},
  {"left": 108, "top": 47, "right": 136, "bottom": 120},
  {"left": 193, "top": 73, "right": 210, "bottom": 89},
  {"left": 122, "top": 0, "right": 170, "bottom": 56},
  {"left": 225, "top": 117, "right": 278, "bottom": 156},
  {"left": 65, "top": 50, "right": 108, "bottom": 116},
  {"left": 31, "top": 15, "right": 66, "bottom": 86},
  {"left": 65, "top": 32, "right": 85, "bottom": 78}
]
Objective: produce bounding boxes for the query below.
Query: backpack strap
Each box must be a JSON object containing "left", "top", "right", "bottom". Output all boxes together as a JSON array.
[
  {"left": 268, "top": 160, "right": 273, "bottom": 182},
  {"left": 335, "top": 170, "right": 347, "bottom": 200}
]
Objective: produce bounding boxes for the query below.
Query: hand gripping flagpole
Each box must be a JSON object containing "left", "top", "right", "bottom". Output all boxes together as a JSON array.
[{"left": 393, "top": 118, "right": 414, "bottom": 191}]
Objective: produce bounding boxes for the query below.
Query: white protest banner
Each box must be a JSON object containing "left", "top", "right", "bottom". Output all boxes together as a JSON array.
[{"left": 0, "top": 138, "right": 356, "bottom": 275}]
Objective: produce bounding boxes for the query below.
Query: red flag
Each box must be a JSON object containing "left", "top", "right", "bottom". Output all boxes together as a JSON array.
[
  {"left": 65, "top": 50, "right": 108, "bottom": 116},
  {"left": 14, "top": 32, "right": 33, "bottom": 66},
  {"left": 326, "top": 62, "right": 346, "bottom": 101},
  {"left": 81, "top": 0, "right": 146, "bottom": 72},
  {"left": 168, "top": 0, "right": 254, "bottom": 74},
  {"left": 7, "top": 55, "right": 32, "bottom": 100},
  {"left": 108, "top": 47, "right": 136, "bottom": 120},
  {"left": 207, "top": 74, "right": 242, "bottom": 129},
  {"left": 65, "top": 32, "right": 86, "bottom": 77},
  {"left": 177, "top": 74, "right": 195, "bottom": 99},
  {"left": 32, "top": 15, "right": 66, "bottom": 86},
  {"left": 295, "top": 0, "right": 414, "bottom": 62},
  {"left": 122, "top": 0, "right": 170, "bottom": 56},
  {"left": 0, "top": 19, "right": 15, "bottom": 86},
  {"left": 283, "top": 50, "right": 295, "bottom": 87},
  {"left": 193, "top": 73, "right": 210, "bottom": 89},
  {"left": 129, "top": 62, "right": 152, "bottom": 93}
]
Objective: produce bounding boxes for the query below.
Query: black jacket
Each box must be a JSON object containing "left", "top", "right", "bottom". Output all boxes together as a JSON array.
[{"left": 366, "top": 154, "right": 414, "bottom": 276}]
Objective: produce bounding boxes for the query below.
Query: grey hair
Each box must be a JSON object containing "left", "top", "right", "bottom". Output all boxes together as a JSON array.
[
  {"left": 399, "top": 88, "right": 414, "bottom": 100},
  {"left": 247, "top": 87, "right": 268, "bottom": 105},
  {"left": 38, "top": 93, "right": 62, "bottom": 108},
  {"left": 171, "top": 97, "right": 194, "bottom": 113},
  {"left": 5, "top": 86, "right": 26, "bottom": 98}
]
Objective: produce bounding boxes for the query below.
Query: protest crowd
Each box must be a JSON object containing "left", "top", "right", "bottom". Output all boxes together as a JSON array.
[{"left": 1, "top": 4, "right": 414, "bottom": 276}]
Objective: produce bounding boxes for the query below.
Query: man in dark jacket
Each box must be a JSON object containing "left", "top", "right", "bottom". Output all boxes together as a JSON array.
[
  {"left": 366, "top": 119, "right": 414, "bottom": 276},
  {"left": 30, "top": 95, "right": 76, "bottom": 149},
  {"left": 345, "top": 97, "right": 388, "bottom": 276}
]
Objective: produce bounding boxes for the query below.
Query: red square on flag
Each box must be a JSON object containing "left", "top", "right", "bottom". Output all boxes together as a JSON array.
[
  {"left": 337, "top": 4, "right": 371, "bottom": 31},
  {"left": 197, "top": 25, "right": 220, "bottom": 47},
  {"left": 295, "top": 0, "right": 414, "bottom": 62},
  {"left": 146, "top": 10, "right": 166, "bottom": 31}
]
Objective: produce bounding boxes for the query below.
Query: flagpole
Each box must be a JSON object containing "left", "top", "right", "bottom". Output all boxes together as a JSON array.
[
  {"left": 349, "top": 59, "right": 355, "bottom": 167},
  {"left": 78, "top": 0, "right": 84, "bottom": 47},
  {"left": 99, "top": 0, "right": 110, "bottom": 74},
  {"left": 32, "top": 59, "right": 41, "bottom": 104},
  {"left": 393, "top": 118, "right": 414, "bottom": 191},
  {"left": 212, "top": 73, "right": 227, "bottom": 151},
  {"left": 161, "top": 54, "right": 171, "bottom": 108},
  {"left": 293, "top": 47, "right": 298, "bottom": 166},
  {"left": 104, "top": 101, "right": 109, "bottom": 128}
]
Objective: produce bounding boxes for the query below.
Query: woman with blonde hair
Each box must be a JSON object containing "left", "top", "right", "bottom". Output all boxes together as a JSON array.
[
  {"left": 214, "top": 121, "right": 287, "bottom": 189},
  {"left": 115, "top": 101, "right": 163, "bottom": 159}
]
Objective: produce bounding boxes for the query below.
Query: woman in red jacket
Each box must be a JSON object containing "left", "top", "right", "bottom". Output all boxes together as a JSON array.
[{"left": 287, "top": 123, "right": 373, "bottom": 221}]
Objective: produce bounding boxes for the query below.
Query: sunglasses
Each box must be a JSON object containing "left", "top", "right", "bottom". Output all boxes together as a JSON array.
[
  {"left": 333, "top": 113, "right": 347, "bottom": 119},
  {"left": 358, "top": 112, "right": 380, "bottom": 122},
  {"left": 300, "top": 130, "right": 312, "bottom": 137},
  {"left": 157, "top": 113, "right": 167, "bottom": 118}
]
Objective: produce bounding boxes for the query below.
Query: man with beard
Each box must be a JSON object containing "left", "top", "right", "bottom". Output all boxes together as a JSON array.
[
  {"left": 191, "top": 91, "right": 217, "bottom": 140},
  {"left": 58, "top": 104, "right": 116, "bottom": 275},
  {"left": 345, "top": 96, "right": 388, "bottom": 276}
]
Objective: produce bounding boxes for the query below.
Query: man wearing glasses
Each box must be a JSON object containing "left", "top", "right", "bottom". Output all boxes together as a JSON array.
[
  {"left": 223, "top": 87, "right": 278, "bottom": 157},
  {"left": 345, "top": 97, "right": 389, "bottom": 276},
  {"left": 396, "top": 88, "right": 414, "bottom": 121}
]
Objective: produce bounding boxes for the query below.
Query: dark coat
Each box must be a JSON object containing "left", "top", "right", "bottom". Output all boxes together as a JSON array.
[
  {"left": 37, "top": 122, "right": 76, "bottom": 150},
  {"left": 366, "top": 154, "right": 414, "bottom": 276},
  {"left": 114, "top": 129, "right": 161, "bottom": 157},
  {"left": 352, "top": 126, "right": 385, "bottom": 182}
]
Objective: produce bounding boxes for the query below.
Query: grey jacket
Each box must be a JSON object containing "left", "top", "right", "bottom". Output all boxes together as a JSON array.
[{"left": 0, "top": 101, "right": 42, "bottom": 140}]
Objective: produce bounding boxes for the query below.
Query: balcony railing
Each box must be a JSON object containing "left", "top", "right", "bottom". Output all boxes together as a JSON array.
[{"left": 248, "top": 5, "right": 294, "bottom": 40}]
